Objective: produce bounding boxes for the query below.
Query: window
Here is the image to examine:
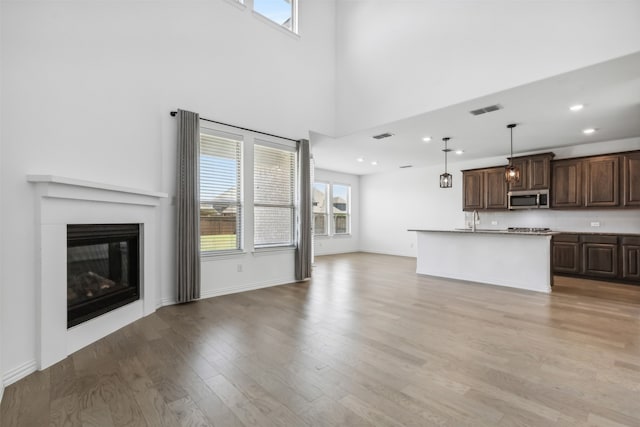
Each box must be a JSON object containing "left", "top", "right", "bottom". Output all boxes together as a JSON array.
[
  {"left": 332, "top": 184, "right": 350, "bottom": 235},
  {"left": 313, "top": 182, "right": 329, "bottom": 235},
  {"left": 199, "top": 129, "right": 243, "bottom": 253},
  {"left": 253, "top": 0, "right": 297, "bottom": 32},
  {"left": 254, "top": 142, "right": 296, "bottom": 247}
]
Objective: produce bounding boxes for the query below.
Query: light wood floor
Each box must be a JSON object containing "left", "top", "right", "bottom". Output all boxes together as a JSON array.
[{"left": 2, "top": 253, "right": 640, "bottom": 426}]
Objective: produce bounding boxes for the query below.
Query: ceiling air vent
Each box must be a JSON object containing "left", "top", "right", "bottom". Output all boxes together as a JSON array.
[
  {"left": 399, "top": 165, "right": 413, "bottom": 169},
  {"left": 372, "top": 132, "right": 394, "bottom": 140},
  {"left": 470, "top": 104, "right": 503, "bottom": 116}
]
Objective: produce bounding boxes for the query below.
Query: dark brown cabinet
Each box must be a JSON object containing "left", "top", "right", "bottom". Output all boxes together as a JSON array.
[
  {"left": 623, "top": 152, "right": 640, "bottom": 207},
  {"left": 581, "top": 235, "right": 618, "bottom": 278},
  {"left": 463, "top": 170, "right": 484, "bottom": 211},
  {"left": 507, "top": 157, "right": 529, "bottom": 191},
  {"left": 553, "top": 233, "right": 640, "bottom": 284},
  {"left": 462, "top": 167, "right": 507, "bottom": 211},
  {"left": 529, "top": 155, "right": 553, "bottom": 190},
  {"left": 552, "top": 235, "right": 580, "bottom": 274},
  {"left": 585, "top": 155, "right": 620, "bottom": 207},
  {"left": 551, "top": 159, "right": 583, "bottom": 208},
  {"left": 508, "top": 153, "right": 553, "bottom": 192},
  {"left": 485, "top": 167, "right": 508, "bottom": 209},
  {"left": 621, "top": 237, "right": 640, "bottom": 282},
  {"left": 462, "top": 149, "right": 640, "bottom": 212}
]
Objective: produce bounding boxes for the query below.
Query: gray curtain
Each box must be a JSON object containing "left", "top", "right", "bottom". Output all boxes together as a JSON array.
[
  {"left": 295, "top": 139, "right": 312, "bottom": 281},
  {"left": 176, "top": 109, "right": 201, "bottom": 303}
]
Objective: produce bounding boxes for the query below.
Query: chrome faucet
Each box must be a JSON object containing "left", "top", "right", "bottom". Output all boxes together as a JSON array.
[{"left": 472, "top": 210, "right": 479, "bottom": 232}]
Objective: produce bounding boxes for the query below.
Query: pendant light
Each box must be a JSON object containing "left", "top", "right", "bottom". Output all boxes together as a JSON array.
[
  {"left": 440, "top": 137, "right": 453, "bottom": 188},
  {"left": 505, "top": 123, "right": 520, "bottom": 183}
]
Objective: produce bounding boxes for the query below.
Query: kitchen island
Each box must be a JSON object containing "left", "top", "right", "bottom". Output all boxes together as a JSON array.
[{"left": 410, "top": 229, "right": 555, "bottom": 293}]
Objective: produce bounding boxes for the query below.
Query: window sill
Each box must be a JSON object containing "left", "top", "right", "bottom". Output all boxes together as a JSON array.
[
  {"left": 252, "top": 245, "right": 296, "bottom": 255},
  {"left": 252, "top": 11, "right": 300, "bottom": 39},
  {"left": 332, "top": 234, "right": 352, "bottom": 238},
  {"left": 201, "top": 250, "right": 246, "bottom": 261}
]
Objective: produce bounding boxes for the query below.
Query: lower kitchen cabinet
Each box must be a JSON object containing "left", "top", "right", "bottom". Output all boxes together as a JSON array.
[
  {"left": 552, "top": 235, "right": 580, "bottom": 274},
  {"left": 581, "top": 235, "right": 618, "bottom": 278},
  {"left": 552, "top": 233, "right": 640, "bottom": 284},
  {"left": 622, "top": 237, "right": 640, "bottom": 281}
]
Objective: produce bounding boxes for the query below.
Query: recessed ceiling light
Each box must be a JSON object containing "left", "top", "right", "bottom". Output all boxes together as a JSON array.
[
  {"left": 583, "top": 128, "right": 596, "bottom": 135},
  {"left": 569, "top": 104, "right": 584, "bottom": 112},
  {"left": 371, "top": 161, "right": 378, "bottom": 166},
  {"left": 455, "top": 150, "right": 464, "bottom": 155},
  {"left": 356, "top": 157, "right": 364, "bottom": 162},
  {"left": 422, "top": 136, "right": 432, "bottom": 142}
]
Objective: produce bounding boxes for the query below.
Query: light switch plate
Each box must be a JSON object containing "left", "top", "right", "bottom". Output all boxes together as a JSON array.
[
  {"left": 590, "top": 221, "right": 601, "bottom": 227},
  {"left": 491, "top": 221, "right": 498, "bottom": 226}
]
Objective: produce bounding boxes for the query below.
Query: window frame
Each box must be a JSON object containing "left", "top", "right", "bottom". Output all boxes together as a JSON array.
[
  {"left": 331, "top": 183, "right": 351, "bottom": 236},
  {"left": 198, "top": 126, "right": 244, "bottom": 256},
  {"left": 312, "top": 181, "right": 330, "bottom": 237},
  {"left": 252, "top": 0, "right": 299, "bottom": 35},
  {"left": 253, "top": 139, "right": 298, "bottom": 249}
]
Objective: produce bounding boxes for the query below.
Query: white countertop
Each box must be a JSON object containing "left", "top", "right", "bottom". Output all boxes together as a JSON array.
[{"left": 409, "top": 228, "right": 559, "bottom": 236}]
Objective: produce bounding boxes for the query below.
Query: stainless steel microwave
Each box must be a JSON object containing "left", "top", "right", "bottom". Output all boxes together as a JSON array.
[{"left": 508, "top": 189, "right": 550, "bottom": 210}]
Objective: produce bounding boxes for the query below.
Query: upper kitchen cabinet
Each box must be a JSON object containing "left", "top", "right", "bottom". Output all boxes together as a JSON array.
[
  {"left": 585, "top": 155, "right": 620, "bottom": 207},
  {"left": 462, "top": 167, "right": 508, "bottom": 211},
  {"left": 623, "top": 152, "right": 640, "bottom": 207},
  {"left": 485, "top": 167, "right": 508, "bottom": 209},
  {"left": 551, "top": 159, "right": 583, "bottom": 208},
  {"left": 506, "top": 157, "right": 529, "bottom": 191},
  {"left": 508, "top": 153, "right": 554, "bottom": 192},
  {"left": 462, "top": 170, "right": 484, "bottom": 211}
]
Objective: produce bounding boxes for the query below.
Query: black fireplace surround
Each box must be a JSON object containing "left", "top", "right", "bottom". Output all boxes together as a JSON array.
[{"left": 67, "top": 224, "right": 140, "bottom": 328}]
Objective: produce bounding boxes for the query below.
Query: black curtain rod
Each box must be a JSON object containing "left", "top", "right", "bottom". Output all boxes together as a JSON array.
[{"left": 170, "top": 111, "right": 298, "bottom": 143}]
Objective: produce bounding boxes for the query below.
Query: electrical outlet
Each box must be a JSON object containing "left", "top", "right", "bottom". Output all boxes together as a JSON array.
[
  {"left": 237, "top": 264, "right": 243, "bottom": 272},
  {"left": 491, "top": 220, "right": 498, "bottom": 226},
  {"left": 590, "top": 221, "right": 601, "bottom": 227}
]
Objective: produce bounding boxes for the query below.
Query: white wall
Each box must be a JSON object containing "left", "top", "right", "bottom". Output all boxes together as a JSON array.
[
  {"left": 360, "top": 137, "right": 640, "bottom": 257},
  {"left": 313, "top": 168, "right": 360, "bottom": 256},
  {"left": 1, "top": 0, "right": 335, "bottom": 381},
  {"left": 335, "top": 0, "right": 640, "bottom": 135}
]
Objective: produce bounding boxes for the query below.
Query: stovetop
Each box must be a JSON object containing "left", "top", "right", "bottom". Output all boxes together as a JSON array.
[{"left": 507, "top": 227, "right": 552, "bottom": 233}]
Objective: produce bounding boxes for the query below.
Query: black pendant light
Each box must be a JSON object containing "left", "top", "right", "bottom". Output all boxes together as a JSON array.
[
  {"left": 505, "top": 123, "right": 520, "bottom": 183},
  {"left": 440, "top": 137, "right": 453, "bottom": 188}
]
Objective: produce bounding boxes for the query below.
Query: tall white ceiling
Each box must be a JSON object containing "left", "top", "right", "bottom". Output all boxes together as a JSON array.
[
  {"left": 313, "top": 51, "right": 640, "bottom": 175},
  {"left": 315, "top": 1, "right": 640, "bottom": 175}
]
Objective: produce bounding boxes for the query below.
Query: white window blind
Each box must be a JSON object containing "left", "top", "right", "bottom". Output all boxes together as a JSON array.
[
  {"left": 313, "top": 182, "right": 329, "bottom": 235},
  {"left": 332, "top": 184, "right": 350, "bottom": 235},
  {"left": 199, "top": 129, "right": 242, "bottom": 253},
  {"left": 254, "top": 142, "right": 296, "bottom": 247}
]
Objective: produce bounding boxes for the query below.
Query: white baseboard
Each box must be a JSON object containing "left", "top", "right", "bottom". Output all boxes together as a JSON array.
[
  {"left": 0, "top": 383, "right": 4, "bottom": 404},
  {"left": 199, "top": 277, "right": 295, "bottom": 300},
  {"left": 358, "top": 249, "right": 417, "bottom": 259},
  {"left": 156, "top": 297, "right": 176, "bottom": 309},
  {"left": 156, "top": 278, "right": 296, "bottom": 309},
  {"left": 314, "top": 249, "right": 360, "bottom": 256},
  {"left": 2, "top": 360, "right": 38, "bottom": 388}
]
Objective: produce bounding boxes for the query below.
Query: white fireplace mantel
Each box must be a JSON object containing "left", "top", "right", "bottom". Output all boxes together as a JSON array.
[
  {"left": 28, "top": 175, "right": 168, "bottom": 370},
  {"left": 27, "top": 174, "right": 168, "bottom": 206}
]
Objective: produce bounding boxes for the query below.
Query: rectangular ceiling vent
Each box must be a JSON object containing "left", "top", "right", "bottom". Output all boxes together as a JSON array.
[
  {"left": 399, "top": 165, "right": 413, "bottom": 169},
  {"left": 372, "top": 132, "right": 394, "bottom": 140},
  {"left": 470, "top": 104, "right": 503, "bottom": 116}
]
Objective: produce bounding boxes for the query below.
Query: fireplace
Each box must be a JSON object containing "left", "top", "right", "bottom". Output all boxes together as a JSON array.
[{"left": 67, "top": 224, "right": 140, "bottom": 328}]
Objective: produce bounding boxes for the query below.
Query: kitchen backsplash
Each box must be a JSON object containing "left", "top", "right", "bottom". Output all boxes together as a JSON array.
[{"left": 468, "top": 209, "right": 640, "bottom": 234}]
